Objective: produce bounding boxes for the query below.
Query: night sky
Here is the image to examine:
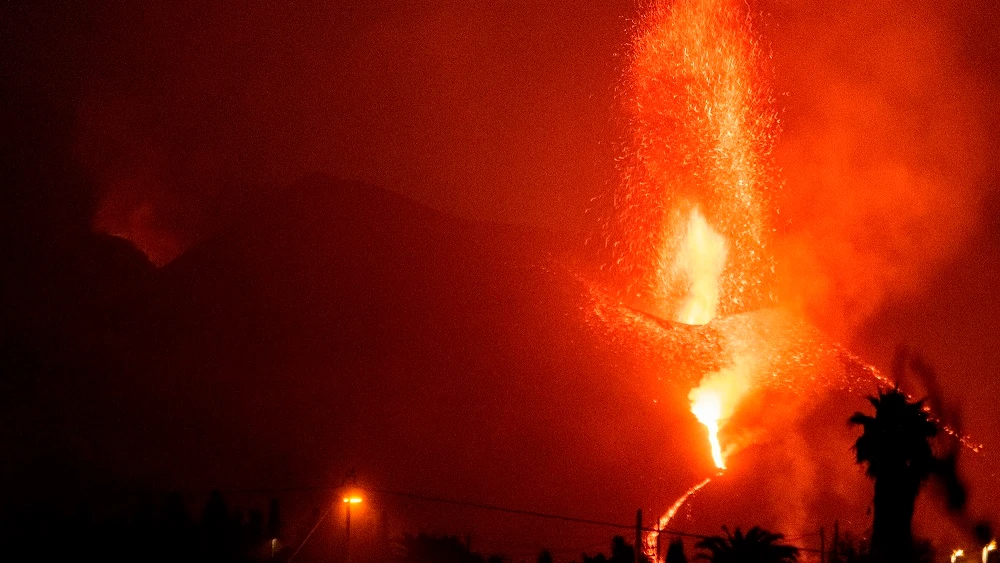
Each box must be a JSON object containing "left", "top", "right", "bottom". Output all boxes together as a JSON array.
[{"left": 4, "top": 0, "right": 1000, "bottom": 560}]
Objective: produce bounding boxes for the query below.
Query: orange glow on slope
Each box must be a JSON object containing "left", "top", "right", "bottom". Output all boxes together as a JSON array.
[
  {"left": 91, "top": 183, "right": 182, "bottom": 267},
  {"left": 672, "top": 208, "right": 727, "bottom": 325}
]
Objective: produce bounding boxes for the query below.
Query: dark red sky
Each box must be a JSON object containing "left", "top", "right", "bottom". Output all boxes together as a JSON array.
[
  {"left": 4, "top": 0, "right": 1000, "bottom": 559},
  {"left": 10, "top": 0, "right": 999, "bottom": 265},
  {"left": 59, "top": 0, "right": 633, "bottom": 249}
]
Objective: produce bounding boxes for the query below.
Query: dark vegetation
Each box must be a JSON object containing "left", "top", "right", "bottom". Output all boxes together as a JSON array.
[
  {"left": 845, "top": 348, "right": 992, "bottom": 563},
  {"left": 393, "top": 533, "right": 508, "bottom": 563},
  {"left": 2, "top": 354, "right": 995, "bottom": 563},
  {"left": 692, "top": 527, "right": 798, "bottom": 563},
  {"left": 0, "top": 491, "right": 284, "bottom": 563},
  {"left": 570, "top": 536, "right": 647, "bottom": 563}
]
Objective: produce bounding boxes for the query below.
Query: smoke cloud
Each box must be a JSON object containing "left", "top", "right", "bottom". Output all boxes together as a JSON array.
[{"left": 764, "top": 0, "right": 992, "bottom": 338}]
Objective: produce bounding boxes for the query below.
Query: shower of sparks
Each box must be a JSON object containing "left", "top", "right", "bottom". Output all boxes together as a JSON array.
[
  {"left": 609, "top": 0, "right": 779, "bottom": 320},
  {"left": 612, "top": 0, "right": 782, "bottom": 478}
]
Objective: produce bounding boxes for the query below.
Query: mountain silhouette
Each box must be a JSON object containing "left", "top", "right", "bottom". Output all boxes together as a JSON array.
[{"left": 1, "top": 174, "right": 899, "bottom": 555}]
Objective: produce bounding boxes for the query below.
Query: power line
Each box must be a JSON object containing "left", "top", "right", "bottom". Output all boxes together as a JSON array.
[
  {"left": 373, "top": 487, "right": 646, "bottom": 533},
  {"left": 506, "top": 541, "right": 609, "bottom": 559},
  {"left": 221, "top": 483, "right": 821, "bottom": 554},
  {"left": 286, "top": 503, "right": 333, "bottom": 563}
]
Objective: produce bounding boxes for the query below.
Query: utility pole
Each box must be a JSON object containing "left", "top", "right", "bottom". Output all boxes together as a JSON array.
[
  {"left": 635, "top": 509, "right": 643, "bottom": 563},
  {"left": 341, "top": 469, "right": 359, "bottom": 563},
  {"left": 833, "top": 520, "right": 839, "bottom": 563},
  {"left": 345, "top": 501, "right": 352, "bottom": 563},
  {"left": 342, "top": 495, "right": 363, "bottom": 563}
]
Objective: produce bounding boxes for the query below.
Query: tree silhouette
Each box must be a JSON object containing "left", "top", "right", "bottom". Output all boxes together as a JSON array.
[
  {"left": 266, "top": 498, "right": 282, "bottom": 539},
  {"left": 0, "top": 490, "right": 297, "bottom": 563},
  {"left": 850, "top": 388, "right": 937, "bottom": 562},
  {"left": 574, "top": 536, "right": 649, "bottom": 563},
  {"left": 395, "top": 533, "right": 486, "bottom": 563},
  {"left": 828, "top": 530, "right": 870, "bottom": 563},
  {"left": 694, "top": 526, "right": 798, "bottom": 563},
  {"left": 666, "top": 538, "right": 688, "bottom": 563},
  {"left": 610, "top": 536, "right": 637, "bottom": 563}
]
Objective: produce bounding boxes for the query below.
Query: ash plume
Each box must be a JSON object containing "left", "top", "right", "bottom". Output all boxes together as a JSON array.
[{"left": 765, "top": 0, "right": 992, "bottom": 338}]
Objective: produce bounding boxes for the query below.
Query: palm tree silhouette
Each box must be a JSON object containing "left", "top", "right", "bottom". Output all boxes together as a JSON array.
[
  {"left": 850, "top": 387, "right": 937, "bottom": 562},
  {"left": 694, "top": 526, "right": 798, "bottom": 563}
]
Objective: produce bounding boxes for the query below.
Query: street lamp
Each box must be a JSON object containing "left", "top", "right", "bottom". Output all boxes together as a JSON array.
[{"left": 342, "top": 495, "right": 362, "bottom": 563}]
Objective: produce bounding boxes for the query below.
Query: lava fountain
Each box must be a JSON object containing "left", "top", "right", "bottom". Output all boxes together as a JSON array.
[
  {"left": 672, "top": 208, "right": 727, "bottom": 326},
  {"left": 621, "top": 0, "right": 778, "bottom": 474},
  {"left": 671, "top": 207, "right": 735, "bottom": 469},
  {"left": 614, "top": 0, "right": 778, "bottom": 321},
  {"left": 607, "top": 0, "right": 786, "bottom": 552}
]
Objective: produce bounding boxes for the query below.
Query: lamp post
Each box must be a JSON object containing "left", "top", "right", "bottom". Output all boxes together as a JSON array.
[{"left": 342, "top": 496, "right": 362, "bottom": 563}]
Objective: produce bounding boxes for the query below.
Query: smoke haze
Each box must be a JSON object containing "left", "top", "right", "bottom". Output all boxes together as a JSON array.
[
  {"left": 766, "top": 0, "right": 993, "bottom": 338},
  {"left": 51, "top": 0, "right": 632, "bottom": 265},
  {"left": 12, "top": 0, "right": 995, "bottom": 336}
]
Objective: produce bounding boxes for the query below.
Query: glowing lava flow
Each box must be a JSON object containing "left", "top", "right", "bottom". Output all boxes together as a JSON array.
[
  {"left": 688, "top": 358, "right": 753, "bottom": 469},
  {"left": 645, "top": 476, "right": 714, "bottom": 556},
  {"left": 689, "top": 390, "right": 725, "bottom": 469},
  {"left": 661, "top": 477, "right": 713, "bottom": 529}
]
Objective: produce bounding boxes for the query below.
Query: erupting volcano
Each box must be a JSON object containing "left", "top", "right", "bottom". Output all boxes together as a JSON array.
[
  {"left": 587, "top": 0, "right": 923, "bottom": 549},
  {"left": 7, "top": 0, "right": 1000, "bottom": 559}
]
